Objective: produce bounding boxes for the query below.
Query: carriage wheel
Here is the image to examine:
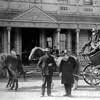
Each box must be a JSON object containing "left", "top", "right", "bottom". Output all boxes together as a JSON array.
[{"left": 83, "top": 64, "right": 100, "bottom": 86}]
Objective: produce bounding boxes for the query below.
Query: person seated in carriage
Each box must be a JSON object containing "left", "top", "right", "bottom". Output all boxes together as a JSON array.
[{"left": 81, "top": 28, "right": 100, "bottom": 56}]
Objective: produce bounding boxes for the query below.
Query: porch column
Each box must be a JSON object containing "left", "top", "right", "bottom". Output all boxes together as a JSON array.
[
  {"left": 67, "top": 30, "right": 72, "bottom": 54},
  {"left": 76, "top": 28, "right": 80, "bottom": 55},
  {"left": 15, "top": 28, "right": 22, "bottom": 55},
  {"left": 57, "top": 28, "right": 61, "bottom": 51},
  {"left": 7, "top": 27, "right": 11, "bottom": 54},
  {"left": 40, "top": 29, "right": 46, "bottom": 49}
]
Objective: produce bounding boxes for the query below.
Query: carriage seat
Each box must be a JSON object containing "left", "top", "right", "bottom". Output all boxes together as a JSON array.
[{"left": 89, "top": 50, "right": 100, "bottom": 66}]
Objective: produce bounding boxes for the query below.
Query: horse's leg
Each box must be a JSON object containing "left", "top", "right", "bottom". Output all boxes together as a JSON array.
[
  {"left": 13, "top": 72, "right": 18, "bottom": 91},
  {"left": 6, "top": 78, "right": 11, "bottom": 88},
  {"left": 10, "top": 79, "right": 15, "bottom": 90},
  {"left": 9, "top": 78, "right": 13, "bottom": 87},
  {"left": 15, "top": 78, "right": 18, "bottom": 91},
  {"left": 6, "top": 69, "right": 13, "bottom": 88},
  {"left": 7, "top": 78, "right": 13, "bottom": 88},
  {"left": 8, "top": 65, "right": 17, "bottom": 90}
]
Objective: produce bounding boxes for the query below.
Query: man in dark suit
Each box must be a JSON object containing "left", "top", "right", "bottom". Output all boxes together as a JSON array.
[
  {"left": 59, "top": 50, "right": 76, "bottom": 96},
  {"left": 52, "top": 46, "right": 59, "bottom": 57},
  {"left": 37, "top": 48, "right": 57, "bottom": 96}
]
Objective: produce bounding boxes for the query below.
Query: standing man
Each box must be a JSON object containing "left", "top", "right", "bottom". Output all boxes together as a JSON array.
[
  {"left": 37, "top": 48, "right": 57, "bottom": 96},
  {"left": 59, "top": 50, "right": 76, "bottom": 96},
  {"left": 52, "top": 46, "right": 59, "bottom": 57}
]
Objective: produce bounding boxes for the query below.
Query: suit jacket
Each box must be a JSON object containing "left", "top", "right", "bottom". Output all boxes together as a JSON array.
[
  {"left": 37, "top": 54, "right": 57, "bottom": 76},
  {"left": 59, "top": 56, "right": 76, "bottom": 84}
]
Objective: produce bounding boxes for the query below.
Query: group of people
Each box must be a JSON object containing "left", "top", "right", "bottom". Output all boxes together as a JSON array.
[
  {"left": 9, "top": 28, "right": 100, "bottom": 96},
  {"left": 37, "top": 28, "right": 100, "bottom": 97},
  {"left": 37, "top": 48, "right": 78, "bottom": 97}
]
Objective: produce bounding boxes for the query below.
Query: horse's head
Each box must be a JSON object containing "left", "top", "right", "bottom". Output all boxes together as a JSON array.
[
  {"left": 28, "top": 47, "right": 45, "bottom": 61},
  {"left": 0, "top": 53, "right": 8, "bottom": 69}
]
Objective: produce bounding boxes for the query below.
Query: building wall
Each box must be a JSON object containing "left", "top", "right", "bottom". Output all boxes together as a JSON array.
[
  {"left": 0, "top": 0, "right": 100, "bottom": 15},
  {"left": 0, "top": 0, "right": 99, "bottom": 56}
]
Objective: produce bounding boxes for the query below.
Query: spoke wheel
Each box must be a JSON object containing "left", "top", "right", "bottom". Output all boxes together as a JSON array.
[{"left": 83, "top": 64, "right": 100, "bottom": 86}]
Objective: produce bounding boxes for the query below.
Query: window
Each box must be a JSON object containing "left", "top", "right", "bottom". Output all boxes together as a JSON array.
[
  {"left": 84, "top": 0, "right": 93, "bottom": 5},
  {"left": 60, "top": 34, "right": 66, "bottom": 51},
  {"left": 58, "top": 0, "right": 68, "bottom": 1},
  {"left": 34, "top": 0, "right": 40, "bottom": 3},
  {"left": 57, "top": 0, "right": 68, "bottom": 3},
  {"left": 47, "top": 37, "right": 52, "bottom": 48}
]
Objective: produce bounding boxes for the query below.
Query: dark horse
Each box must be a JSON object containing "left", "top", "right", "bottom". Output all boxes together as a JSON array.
[
  {"left": 29, "top": 47, "right": 80, "bottom": 90},
  {"left": 1, "top": 54, "right": 25, "bottom": 91}
]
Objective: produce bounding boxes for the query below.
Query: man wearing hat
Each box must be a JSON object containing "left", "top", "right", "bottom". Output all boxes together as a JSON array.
[
  {"left": 59, "top": 50, "right": 77, "bottom": 96},
  {"left": 10, "top": 48, "right": 17, "bottom": 58},
  {"left": 37, "top": 48, "right": 57, "bottom": 96},
  {"left": 81, "top": 28, "right": 99, "bottom": 53}
]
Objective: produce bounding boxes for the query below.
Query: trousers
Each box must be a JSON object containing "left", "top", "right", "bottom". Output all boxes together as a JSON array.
[
  {"left": 41, "top": 75, "right": 52, "bottom": 96},
  {"left": 64, "top": 83, "right": 72, "bottom": 96}
]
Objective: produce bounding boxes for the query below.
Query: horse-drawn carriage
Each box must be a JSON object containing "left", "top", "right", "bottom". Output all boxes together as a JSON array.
[{"left": 79, "top": 51, "right": 100, "bottom": 86}]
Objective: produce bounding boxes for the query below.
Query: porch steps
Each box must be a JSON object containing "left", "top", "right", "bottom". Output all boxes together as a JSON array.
[{"left": 23, "top": 65, "right": 59, "bottom": 77}]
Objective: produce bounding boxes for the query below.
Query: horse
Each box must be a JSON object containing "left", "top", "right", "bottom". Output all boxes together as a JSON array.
[
  {"left": 0, "top": 53, "right": 25, "bottom": 91},
  {"left": 29, "top": 47, "right": 80, "bottom": 90},
  {"left": 29, "top": 47, "right": 45, "bottom": 61}
]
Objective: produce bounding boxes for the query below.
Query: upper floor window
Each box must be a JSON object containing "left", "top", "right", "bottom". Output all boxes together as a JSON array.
[
  {"left": 84, "top": 0, "right": 93, "bottom": 5},
  {"left": 58, "top": 0, "right": 68, "bottom": 1},
  {"left": 34, "top": 0, "right": 40, "bottom": 4},
  {"left": 57, "top": 0, "right": 68, "bottom": 3}
]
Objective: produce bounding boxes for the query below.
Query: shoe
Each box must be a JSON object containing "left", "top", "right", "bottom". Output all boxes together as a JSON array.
[
  {"left": 67, "top": 94, "right": 71, "bottom": 97},
  {"left": 63, "top": 94, "right": 68, "bottom": 96},
  {"left": 48, "top": 94, "right": 51, "bottom": 96},
  {"left": 41, "top": 94, "right": 44, "bottom": 97},
  {"left": 63, "top": 94, "right": 71, "bottom": 97}
]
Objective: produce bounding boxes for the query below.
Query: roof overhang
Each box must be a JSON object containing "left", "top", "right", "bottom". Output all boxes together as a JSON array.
[{"left": 0, "top": 6, "right": 100, "bottom": 29}]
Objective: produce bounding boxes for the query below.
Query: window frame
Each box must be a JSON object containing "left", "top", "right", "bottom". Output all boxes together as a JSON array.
[{"left": 84, "top": 0, "right": 93, "bottom": 5}]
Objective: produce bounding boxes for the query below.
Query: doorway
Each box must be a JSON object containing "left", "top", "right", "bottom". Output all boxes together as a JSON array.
[
  {"left": 21, "top": 28, "right": 40, "bottom": 65},
  {"left": 71, "top": 30, "right": 76, "bottom": 54}
]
